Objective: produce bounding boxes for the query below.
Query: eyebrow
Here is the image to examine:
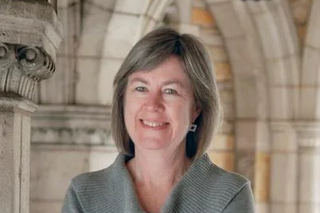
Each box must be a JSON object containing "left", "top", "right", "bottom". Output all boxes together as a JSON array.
[
  {"left": 129, "top": 77, "right": 186, "bottom": 87},
  {"left": 129, "top": 77, "right": 148, "bottom": 85}
]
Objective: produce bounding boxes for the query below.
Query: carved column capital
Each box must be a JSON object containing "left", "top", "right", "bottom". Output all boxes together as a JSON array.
[
  {"left": 0, "top": 0, "right": 63, "bottom": 101},
  {"left": 0, "top": 42, "right": 56, "bottom": 100}
]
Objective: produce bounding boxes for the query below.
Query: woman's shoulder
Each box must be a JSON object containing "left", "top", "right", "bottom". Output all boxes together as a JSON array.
[
  {"left": 208, "top": 161, "right": 250, "bottom": 187},
  {"left": 70, "top": 154, "right": 126, "bottom": 194},
  {"left": 195, "top": 153, "right": 250, "bottom": 186},
  {"left": 189, "top": 153, "right": 251, "bottom": 200},
  {"left": 61, "top": 154, "right": 131, "bottom": 212},
  {"left": 203, "top": 158, "right": 255, "bottom": 212},
  {"left": 71, "top": 167, "right": 110, "bottom": 188},
  {"left": 179, "top": 154, "right": 254, "bottom": 212}
]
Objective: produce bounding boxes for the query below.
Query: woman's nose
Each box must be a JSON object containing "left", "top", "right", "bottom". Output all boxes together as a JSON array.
[{"left": 144, "top": 92, "right": 164, "bottom": 112}]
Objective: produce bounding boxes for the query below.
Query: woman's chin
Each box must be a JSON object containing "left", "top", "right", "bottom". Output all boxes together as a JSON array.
[{"left": 134, "top": 138, "right": 170, "bottom": 151}]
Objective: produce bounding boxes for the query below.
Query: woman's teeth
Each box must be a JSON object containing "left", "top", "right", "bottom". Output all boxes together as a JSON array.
[{"left": 142, "top": 120, "right": 166, "bottom": 127}]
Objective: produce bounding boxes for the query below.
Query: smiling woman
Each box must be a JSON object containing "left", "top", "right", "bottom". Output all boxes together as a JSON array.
[
  {"left": 124, "top": 56, "right": 199, "bottom": 154},
  {"left": 61, "top": 28, "right": 255, "bottom": 213}
]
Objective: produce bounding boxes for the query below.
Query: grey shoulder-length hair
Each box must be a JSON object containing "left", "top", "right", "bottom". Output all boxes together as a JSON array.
[{"left": 112, "top": 27, "right": 221, "bottom": 160}]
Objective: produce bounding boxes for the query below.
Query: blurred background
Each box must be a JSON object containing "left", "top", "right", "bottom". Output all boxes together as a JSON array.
[{"left": 29, "top": 0, "right": 319, "bottom": 213}]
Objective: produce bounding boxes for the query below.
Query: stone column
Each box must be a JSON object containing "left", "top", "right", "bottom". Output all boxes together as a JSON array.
[
  {"left": 294, "top": 122, "right": 320, "bottom": 213},
  {"left": 270, "top": 122, "right": 298, "bottom": 213},
  {"left": 0, "top": 1, "right": 62, "bottom": 213}
]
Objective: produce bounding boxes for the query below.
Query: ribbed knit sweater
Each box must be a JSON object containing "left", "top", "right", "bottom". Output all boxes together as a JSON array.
[{"left": 61, "top": 153, "right": 255, "bottom": 213}]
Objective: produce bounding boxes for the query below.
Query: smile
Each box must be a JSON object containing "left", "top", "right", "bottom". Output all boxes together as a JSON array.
[{"left": 141, "top": 120, "right": 168, "bottom": 127}]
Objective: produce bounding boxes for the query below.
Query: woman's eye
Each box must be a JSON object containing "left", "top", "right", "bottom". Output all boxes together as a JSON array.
[
  {"left": 135, "top": 86, "right": 147, "bottom": 92},
  {"left": 164, "top": 89, "right": 177, "bottom": 94}
]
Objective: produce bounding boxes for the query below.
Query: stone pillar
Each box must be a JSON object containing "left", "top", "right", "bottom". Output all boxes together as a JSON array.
[
  {"left": 270, "top": 122, "right": 320, "bottom": 213},
  {"left": 294, "top": 122, "right": 320, "bottom": 213},
  {"left": 0, "top": 0, "right": 62, "bottom": 213},
  {"left": 253, "top": 121, "right": 270, "bottom": 213},
  {"left": 270, "top": 122, "right": 298, "bottom": 213}
]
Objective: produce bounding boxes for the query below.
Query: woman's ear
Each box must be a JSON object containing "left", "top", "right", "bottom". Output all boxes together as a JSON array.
[{"left": 192, "top": 107, "right": 201, "bottom": 123}]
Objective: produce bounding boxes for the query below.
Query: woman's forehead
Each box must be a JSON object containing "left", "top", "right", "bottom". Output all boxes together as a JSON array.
[{"left": 127, "top": 56, "right": 191, "bottom": 85}]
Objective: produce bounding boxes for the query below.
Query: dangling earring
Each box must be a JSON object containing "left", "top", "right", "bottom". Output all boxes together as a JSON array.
[{"left": 189, "top": 124, "right": 197, "bottom": 132}]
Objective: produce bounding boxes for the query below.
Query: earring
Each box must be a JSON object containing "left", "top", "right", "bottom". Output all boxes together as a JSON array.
[{"left": 189, "top": 124, "right": 197, "bottom": 132}]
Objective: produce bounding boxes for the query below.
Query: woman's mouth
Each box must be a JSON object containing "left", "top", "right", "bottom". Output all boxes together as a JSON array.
[{"left": 140, "top": 119, "right": 169, "bottom": 128}]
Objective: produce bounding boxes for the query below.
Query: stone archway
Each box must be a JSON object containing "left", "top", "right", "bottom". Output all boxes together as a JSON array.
[{"left": 205, "top": 0, "right": 300, "bottom": 212}]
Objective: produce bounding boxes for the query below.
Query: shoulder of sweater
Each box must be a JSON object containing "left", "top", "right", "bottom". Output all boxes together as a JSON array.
[
  {"left": 72, "top": 167, "right": 109, "bottom": 183},
  {"left": 70, "top": 168, "right": 109, "bottom": 192},
  {"left": 71, "top": 154, "right": 125, "bottom": 187},
  {"left": 195, "top": 154, "right": 250, "bottom": 192},
  {"left": 70, "top": 161, "right": 121, "bottom": 196},
  {"left": 65, "top": 156, "right": 130, "bottom": 211},
  {"left": 209, "top": 161, "right": 250, "bottom": 193},
  {"left": 165, "top": 155, "right": 251, "bottom": 212},
  {"left": 213, "top": 164, "right": 249, "bottom": 185}
]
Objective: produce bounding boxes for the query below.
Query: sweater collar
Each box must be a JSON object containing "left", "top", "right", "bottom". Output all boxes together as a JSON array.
[{"left": 111, "top": 153, "right": 213, "bottom": 213}]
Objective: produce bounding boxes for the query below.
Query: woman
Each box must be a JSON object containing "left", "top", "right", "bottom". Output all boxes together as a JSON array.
[{"left": 61, "top": 28, "right": 255, "bottom": 213}]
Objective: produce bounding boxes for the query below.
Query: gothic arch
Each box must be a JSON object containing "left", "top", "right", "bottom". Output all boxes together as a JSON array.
[
  {"left": 205, "top": 2, "right": 269, "bottom": 208},
  {"left": 247, "top": 0, "right": 300, "bottom": 120},
  {"left": 205, "top": 1, "right": 299, "bottom": 211}
]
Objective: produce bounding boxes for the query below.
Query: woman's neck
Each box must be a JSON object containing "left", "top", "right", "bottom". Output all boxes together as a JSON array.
[{"left": 127, "top": 148, "right": 191, "bottom": 188}]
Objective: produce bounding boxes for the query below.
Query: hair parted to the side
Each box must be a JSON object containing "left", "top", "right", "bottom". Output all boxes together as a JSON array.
[{"left": 112, "top": 27, "right": 221, "bottom": 160}]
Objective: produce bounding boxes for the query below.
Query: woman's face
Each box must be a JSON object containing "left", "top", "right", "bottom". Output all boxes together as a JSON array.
[{"left": 124, "top": 56, "right": 200, "bottom": 154}]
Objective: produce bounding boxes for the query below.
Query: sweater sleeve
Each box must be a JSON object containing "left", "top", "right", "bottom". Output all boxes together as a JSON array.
[
  {"left": 61, "top": 182, "right": 85, "bottom": 213},
  {"left": 222, "top": 183, "right": 255, "bottom": 213}
]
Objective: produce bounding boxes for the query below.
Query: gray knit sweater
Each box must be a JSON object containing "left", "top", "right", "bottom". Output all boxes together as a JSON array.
[{"left": 61, "top": 154, "right": 255, "bottom": 213}]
